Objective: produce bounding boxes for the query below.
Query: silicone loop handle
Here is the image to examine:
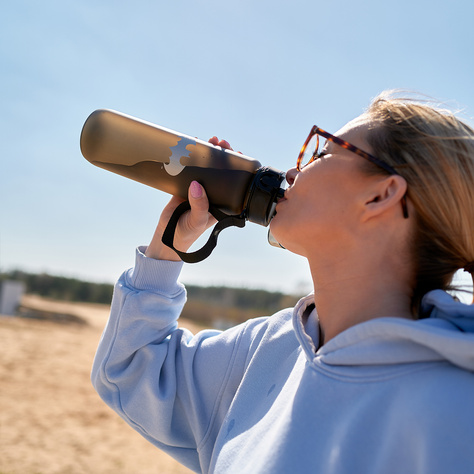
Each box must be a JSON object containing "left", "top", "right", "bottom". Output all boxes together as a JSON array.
[{"left": 161, "top": 201, "right": 246, "bottom": 263}]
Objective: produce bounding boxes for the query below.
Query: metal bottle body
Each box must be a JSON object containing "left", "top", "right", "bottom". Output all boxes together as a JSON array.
[{"left": 80, "top": 109, "right": 265, "bottom": 217}]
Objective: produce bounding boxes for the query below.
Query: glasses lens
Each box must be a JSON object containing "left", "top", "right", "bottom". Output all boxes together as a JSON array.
[{"left": 299, "top": 133, "right": 320, "bottom": 169}]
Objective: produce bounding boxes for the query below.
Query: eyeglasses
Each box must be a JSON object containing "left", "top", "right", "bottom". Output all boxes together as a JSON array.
[{"left": 297, "top": 125, "right": 409, "bottom": 218}]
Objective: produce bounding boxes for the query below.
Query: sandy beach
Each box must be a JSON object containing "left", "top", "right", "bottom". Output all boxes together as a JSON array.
[{"left": 0, "top": 295, "right": 200, "bottom": 474}]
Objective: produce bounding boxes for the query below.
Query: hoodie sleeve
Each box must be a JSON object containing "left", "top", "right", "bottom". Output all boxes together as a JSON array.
[{"left": 91, "top": 247, "right": 257, "bottom": 472}]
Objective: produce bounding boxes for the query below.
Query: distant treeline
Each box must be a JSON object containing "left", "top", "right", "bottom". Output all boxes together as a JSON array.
[
  {"left": 2, "top": 270, "right": 114, "bottom": 304},
  {"left": 1, "top": 270, "right": 303, "bottom": 324},
  {"left": 183, "top": 286, "right": 301, "bottom": 326}
]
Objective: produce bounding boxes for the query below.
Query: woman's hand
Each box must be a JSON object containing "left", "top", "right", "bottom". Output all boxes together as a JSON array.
[
  {"left": 145, "top": 137, "right": 232, "bottom": 261},
  {"left": 208, "top": 136, "right": 232, "bottom": 150},
  {"left": 145, "top": 181, "right": 217, "bottom": 261}
]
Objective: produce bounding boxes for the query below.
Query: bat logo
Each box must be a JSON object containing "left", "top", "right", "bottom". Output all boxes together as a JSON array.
[{"left": 164, "top": 137, "right": 196, "bottom": 176}]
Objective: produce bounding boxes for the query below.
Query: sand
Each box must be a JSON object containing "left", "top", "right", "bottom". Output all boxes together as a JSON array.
[{"left": 0, "top": 295, "right": 202, "bottom": 474}]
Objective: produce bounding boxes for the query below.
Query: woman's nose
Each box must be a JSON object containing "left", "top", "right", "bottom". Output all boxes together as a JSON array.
[{"left": 286, "top": 166, "right": 298, "bottom": 186}]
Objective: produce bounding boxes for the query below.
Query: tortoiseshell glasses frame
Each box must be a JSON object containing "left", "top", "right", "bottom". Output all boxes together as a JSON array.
[{"left": 297, "top": 125, "right": 409, "bottom": 218}]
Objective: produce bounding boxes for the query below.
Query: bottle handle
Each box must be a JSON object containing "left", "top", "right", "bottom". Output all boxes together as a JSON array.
[{"left": 161, "top": 201, "right": 246, "bottom": 263}]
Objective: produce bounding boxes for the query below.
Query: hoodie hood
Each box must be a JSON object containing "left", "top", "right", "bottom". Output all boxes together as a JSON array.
[{"left": 293, "top": 290, "right": 474, "bottom": 372}]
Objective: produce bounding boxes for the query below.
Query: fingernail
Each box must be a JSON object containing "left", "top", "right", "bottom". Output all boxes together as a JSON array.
[{"left": 190, "top": 180, "right": 203, "bottom": 199}]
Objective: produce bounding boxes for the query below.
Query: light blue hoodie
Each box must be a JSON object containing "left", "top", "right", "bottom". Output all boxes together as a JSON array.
[{"left": 92, "top": 247, "right": 474, "bottom": 473}]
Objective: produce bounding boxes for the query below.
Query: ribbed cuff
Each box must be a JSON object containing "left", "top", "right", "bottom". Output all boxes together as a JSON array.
[{"left": 127, "top": 246, "right": 185, "bottom": 296}]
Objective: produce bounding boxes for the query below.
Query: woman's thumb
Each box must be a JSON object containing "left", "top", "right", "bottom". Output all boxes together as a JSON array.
[
  {"left": 187, "top": 181, "right": 212, "bottom": 232},
  {"left": 190, "top": 180, "right": 203, "bottom": 200}
]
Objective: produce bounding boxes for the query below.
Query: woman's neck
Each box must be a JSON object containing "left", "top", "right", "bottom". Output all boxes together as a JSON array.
[{"left": 309, "top": 256, "right": 414, "bottom": 345}]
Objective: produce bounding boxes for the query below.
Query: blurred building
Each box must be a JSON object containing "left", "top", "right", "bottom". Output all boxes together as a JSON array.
[{"left": 0, "top": 280, "right": 25, "bottom": 315}]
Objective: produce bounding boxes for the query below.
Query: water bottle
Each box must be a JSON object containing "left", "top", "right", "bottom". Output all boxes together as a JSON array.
[{"left": 80, "top": 109, "right": 285, "bottom": 262}]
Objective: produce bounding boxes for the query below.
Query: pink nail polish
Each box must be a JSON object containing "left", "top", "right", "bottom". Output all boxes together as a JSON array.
[{"left": 190, "top": 181, "right": 203, "bottom": 199}]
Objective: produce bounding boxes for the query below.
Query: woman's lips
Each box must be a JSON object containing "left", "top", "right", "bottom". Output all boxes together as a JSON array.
[
  {"left": 275, "top": 196, "right": 286, "bottom": 212},
  {"left": 277, "top": 190, "right": 287, "bottom": 203}
]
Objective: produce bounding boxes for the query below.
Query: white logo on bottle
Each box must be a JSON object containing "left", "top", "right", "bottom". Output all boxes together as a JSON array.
[{"left": 164, "top": 137, "right": 196, "bottom": 176}]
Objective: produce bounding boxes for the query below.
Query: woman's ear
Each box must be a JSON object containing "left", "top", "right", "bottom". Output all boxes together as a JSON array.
[{"left": 362, "top": 175, "right": 408, "bottom": 221}]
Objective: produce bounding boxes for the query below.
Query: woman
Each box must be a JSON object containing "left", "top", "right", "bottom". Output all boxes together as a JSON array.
[{"left": 92, "top": 92, "right": 474, "bottom": 473}]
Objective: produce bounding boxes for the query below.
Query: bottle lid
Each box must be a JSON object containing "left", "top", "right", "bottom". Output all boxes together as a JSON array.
[{"left": 245, "top": 167, "right": 286, "bottom": 226}]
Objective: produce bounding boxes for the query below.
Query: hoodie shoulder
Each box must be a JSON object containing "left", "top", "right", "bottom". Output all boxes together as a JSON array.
[{"left": 392, "top": 361, "right": 474, "bottom": 438}]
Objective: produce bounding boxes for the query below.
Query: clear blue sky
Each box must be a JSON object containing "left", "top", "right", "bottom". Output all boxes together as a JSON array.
[{"left": 1, "top": 0, "right": 473, "bottom": 297}]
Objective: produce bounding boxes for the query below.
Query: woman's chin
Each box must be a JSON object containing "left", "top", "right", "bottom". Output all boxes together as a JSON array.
[{"left": 269, "top": 219, "right": 289, "bottom": 249}]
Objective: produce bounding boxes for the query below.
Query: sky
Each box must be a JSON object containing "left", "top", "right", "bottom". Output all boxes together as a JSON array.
[{"left": 1, "top": 0, "right": 473, "bottom": 298}]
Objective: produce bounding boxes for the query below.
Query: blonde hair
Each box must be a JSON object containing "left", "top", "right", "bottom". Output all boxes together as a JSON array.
[{"left": 363, "top": 91, "right": 474, "bottom": 311}]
